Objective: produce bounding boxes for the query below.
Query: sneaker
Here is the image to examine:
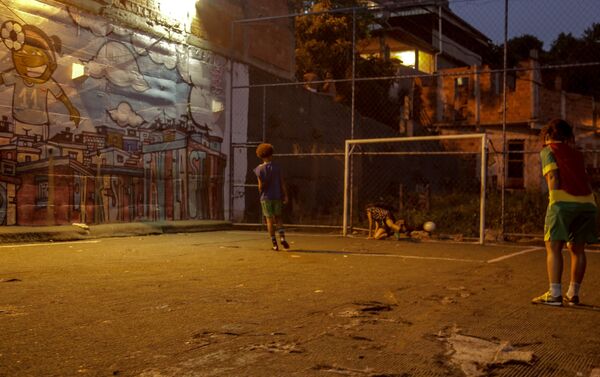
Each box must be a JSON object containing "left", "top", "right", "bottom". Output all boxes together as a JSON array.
[
  {"left": 272, "top": 244, "right": 279, "bottom": 251},
  {"left": 531, "top": 291, "right": 563, "bottom": 306},
  {"left": 280, "top": 240, "right": 290, "bottom": 250},
  {"left": 564, "top": 295, "right": 580, "bottom": 306}
]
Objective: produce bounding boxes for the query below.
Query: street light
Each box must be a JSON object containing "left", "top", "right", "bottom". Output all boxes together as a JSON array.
[{"left": 157, "top": 0, "right": 197, "bottom": 30}]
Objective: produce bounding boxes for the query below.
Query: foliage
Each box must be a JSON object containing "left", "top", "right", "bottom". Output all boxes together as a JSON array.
[
  {"left": 491, "top": 23, "right": 600, "bottom": 98},
  {"left": 545, "top": 23, "right": 600, "bottom": 98},
  {"left": 403, "top": 190, "right": 546, "bottom": 237},
  {"left": 294, "top": 0, "right": 401, "bottom": 128},
  {"left": 294, "top": 0, "right": 370, "bottom": 81}
]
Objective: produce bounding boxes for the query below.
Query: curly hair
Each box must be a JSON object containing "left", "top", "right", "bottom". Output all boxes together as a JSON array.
[
  {"left": 256, "top": 143, "right": 274, "bottom": 159},
  {"left": 541, "top": 119, "right": 574, "bottom": 143}
]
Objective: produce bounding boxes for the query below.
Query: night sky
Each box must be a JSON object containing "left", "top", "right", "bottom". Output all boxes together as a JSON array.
[{"left": 450, "top": 0, "right": 600, "bottom": 49}]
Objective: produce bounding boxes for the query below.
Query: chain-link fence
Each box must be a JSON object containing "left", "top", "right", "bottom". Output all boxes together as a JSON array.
[{"left": 230, "top": 0, "right": 600, "bottom": 240}]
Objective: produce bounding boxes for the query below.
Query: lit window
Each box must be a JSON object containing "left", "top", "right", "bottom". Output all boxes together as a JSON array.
[
  {"left": 391, "top": 51, "right": 416, "bottom": 68},
  {"left": 418, "top": 51, "right": 434, "bottom": 74}
]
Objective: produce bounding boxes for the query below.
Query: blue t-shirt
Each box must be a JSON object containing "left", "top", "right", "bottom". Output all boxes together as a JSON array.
[{"left": 254, "top": 161, "right": 282, "bottom": 201}]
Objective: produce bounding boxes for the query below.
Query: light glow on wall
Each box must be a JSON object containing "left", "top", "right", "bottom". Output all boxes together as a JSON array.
[
  {"left": 158, "top": 0, "right": 197, "bottom": 28},
  {"left": 71, "top": 62, "right": 85, "bottom": 79}
]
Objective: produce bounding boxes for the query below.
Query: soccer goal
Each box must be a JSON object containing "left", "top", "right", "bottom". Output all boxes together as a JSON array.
[{"left": 343, "top": 134, "right": 488, "bottom": 244}]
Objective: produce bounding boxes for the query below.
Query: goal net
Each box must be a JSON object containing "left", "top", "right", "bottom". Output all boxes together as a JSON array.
[{"left": 343, "top": 134, "right": 487, "bottom": 244}]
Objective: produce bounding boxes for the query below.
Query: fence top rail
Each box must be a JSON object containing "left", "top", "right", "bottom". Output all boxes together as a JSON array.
[
  {"left": 346, "top": 134, "right": 486, "bottom": 146},
  {"left": 231, "top": 2, "right": 443, "bottom": 24}
]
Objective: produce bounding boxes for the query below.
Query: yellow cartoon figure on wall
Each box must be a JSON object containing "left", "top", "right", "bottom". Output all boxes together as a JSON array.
[{"left": 0, "top": 21, "right": 80, "bottom": 140}]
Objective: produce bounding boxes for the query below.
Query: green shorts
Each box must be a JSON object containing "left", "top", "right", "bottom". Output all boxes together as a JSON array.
[
  {"left": 260, "top": 200, "right": 282, "bottom": 218},
  {"left": 544, "top": 202, "right": 598, "bottom": 243}
]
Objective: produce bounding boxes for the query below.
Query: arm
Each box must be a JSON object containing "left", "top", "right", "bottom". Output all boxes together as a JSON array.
[
  {"left": 367, "top": 210, "right": 373, "bottom": 238},
  {"left": 256, "top": 176, "right": 263, "bottom": 195},
  {"left": 57, "top": 93, "right": 81, "bottom": 126},
  {"left": 545, "top": 169, "right": 559, "bottom": 190},
  {"left": 280, "top": 175, "right": 288, "bottom": 204}
]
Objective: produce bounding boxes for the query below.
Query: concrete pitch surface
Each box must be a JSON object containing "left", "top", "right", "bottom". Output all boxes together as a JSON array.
[{"left": 1, "top": 231, "right": 599, "bottom": 376}]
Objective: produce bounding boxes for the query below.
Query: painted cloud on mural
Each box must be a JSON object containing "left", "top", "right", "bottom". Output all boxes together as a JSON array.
[
  {"left": 85, "top": 41, "right": 150, "bottom": 92},
  {"left": 131, "top": 33, "right": 178, "bottom": 70},
  {"left": 176, "top": 47, "right": 225, "bottom": 136},
  {"left": 108, "top": 102, "right": 145, "bottom": 128}
]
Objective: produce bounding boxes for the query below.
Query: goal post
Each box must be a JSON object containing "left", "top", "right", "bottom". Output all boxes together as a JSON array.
[{"left": 343, "top": 134, "right": 487, "bottom": 244}]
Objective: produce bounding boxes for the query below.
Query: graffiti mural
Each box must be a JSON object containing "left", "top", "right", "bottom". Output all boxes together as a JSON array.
[{"left": 0, "top": 1, "right": 227, "bottom": 225}]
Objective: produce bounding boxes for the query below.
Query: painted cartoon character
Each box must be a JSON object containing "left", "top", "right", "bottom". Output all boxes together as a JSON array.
[{"left": 0, "top": 21, "right": 80, "bottom": 140}]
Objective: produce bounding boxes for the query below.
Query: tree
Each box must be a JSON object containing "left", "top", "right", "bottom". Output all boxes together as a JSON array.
[
  {"left": 546, "top": 24, "right": 600, "bottom": 97},
  {"left": 488, "top": 34, "right": 545, "bottom": 68},
  {"left": 506, "top": 34, "right": 544, "bottom": 67},
  {"left": 294, "top": 0, "right": 369, "bottom": 82},
  {"left": 293, "top": 0, "right": 401, "bottom": 128},
  {"left": 489, "top": 25, "right": 600, "bottom": 98}
]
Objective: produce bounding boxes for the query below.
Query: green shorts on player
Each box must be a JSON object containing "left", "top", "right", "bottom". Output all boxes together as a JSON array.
[
  {"left": 544, "top": 201, "right": 597, "bottom": 243},
  {"left": 260, "top": 199, "right": 282, "bottom": 218}
]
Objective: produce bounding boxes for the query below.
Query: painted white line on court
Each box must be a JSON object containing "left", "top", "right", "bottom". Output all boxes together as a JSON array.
[
  {"left": 347, "top": 253, "right": 483, "bottom": 263},
  {"left": 0, "top": 240, "right": 101, "bottom": 249},
  {"left": 227, "top": 230, "right": 344, "bottom": 238},
  {"left": 487, "top": 247, "right": 543, "bottom": 263}
]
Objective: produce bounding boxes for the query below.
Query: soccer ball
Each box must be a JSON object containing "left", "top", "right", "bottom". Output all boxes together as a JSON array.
[{"left": 423, "top": 221, "right": 436, "bottom": 232}]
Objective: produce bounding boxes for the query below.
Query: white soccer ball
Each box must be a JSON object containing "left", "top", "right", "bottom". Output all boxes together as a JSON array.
[{"left": 423, "top": 221, "right": 436, "bottom": 232}]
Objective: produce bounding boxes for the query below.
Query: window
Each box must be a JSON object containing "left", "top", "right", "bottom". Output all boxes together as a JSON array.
[
  {"left": 492, "top": 72, "right": 516, "bottom": 94},
  {"left": 391, "top": 50, "right": 416, "bottom": 69},
  {"left": 68, "top": 151, "right": 78, "bottom": 160},
  {"left": 454, "top": 77, "right": 470, "bottom": 120},
  {"left": 507, "top": 140, "right": 524, "bottom": 188},
  {"left": 418, "top": 51, "right": 434, "bottom": 74},
  {"left": 2, "top": 163, "right": 14, "bottom": 175},
  {"left": 117, "top": 155, "right": 124, "bottom": 163},
  {"left": 35, "top": 177, "right": 49, "bottom": 207}
]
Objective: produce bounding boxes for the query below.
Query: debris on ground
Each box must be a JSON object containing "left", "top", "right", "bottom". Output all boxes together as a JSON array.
[{"left": 439, "top": 326, "right": 535, "bottom": 376}]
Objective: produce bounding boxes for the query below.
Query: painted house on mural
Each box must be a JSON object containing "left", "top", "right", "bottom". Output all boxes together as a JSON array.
[{"left": 0, "top": 0, "right": 294, "bottom": 225}]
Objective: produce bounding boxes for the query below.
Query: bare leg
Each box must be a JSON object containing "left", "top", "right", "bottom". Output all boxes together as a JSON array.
[
  {"left": 545, "top": 240, "right": 564, "bottom": 284},
  {"left": 265, "top": 216, "right": 275, "bottom": 237},
  {"left": 567, "top": 242, "right": 586, "bottom": 284},
  {"left": 367, "top": 211, "right": 373, "bottom": 238},
  {"left": 374, "top": 227, "right": 388, "bottom": 239},
  {"left": 385, "top": 218, "right": 401, "bottom": 233},
  {"left": 275, "top": 215, "right": 283, "bottom": 231},
  {"left": 532, "top": 241, "right": 565, "bottom": 304},
  {"left": 265, "top": 216, "right": 279, "bottom": 250}
]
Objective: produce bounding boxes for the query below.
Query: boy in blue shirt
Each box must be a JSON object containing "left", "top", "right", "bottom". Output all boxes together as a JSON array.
[{"left": 254, "top": 143, "right": 290, "bottom": 251}]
